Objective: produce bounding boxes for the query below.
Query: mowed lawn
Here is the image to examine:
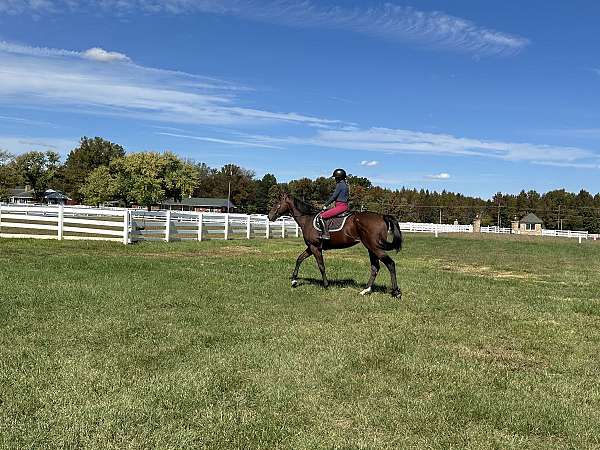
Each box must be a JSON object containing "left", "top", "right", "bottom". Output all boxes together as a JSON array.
[{"left": 1, "top": 234, "right": 600, "bottom": 449}]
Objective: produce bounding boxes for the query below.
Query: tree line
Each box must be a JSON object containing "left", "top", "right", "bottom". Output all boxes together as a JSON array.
[{"left": 1, "top": 137, "right": 600, "bottom": 232}]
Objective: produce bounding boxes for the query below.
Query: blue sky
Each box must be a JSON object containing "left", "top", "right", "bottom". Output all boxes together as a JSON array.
[{"left": 1, "top": 0, "right": 599, "bottom": 198}]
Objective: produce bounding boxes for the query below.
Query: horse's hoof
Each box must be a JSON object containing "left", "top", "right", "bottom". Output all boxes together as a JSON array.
[
  {"left": 291, "top": 279, "right": 298, "bottom": 288},
  {"left": 360, "top": 287, "right": 372, "bottom": 296},
  {"left": 391, "top": 289, "right": 402, "bottom": 299}
]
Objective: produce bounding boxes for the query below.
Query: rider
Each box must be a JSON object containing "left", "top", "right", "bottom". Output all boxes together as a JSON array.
[{"left": 317, "top": 168, "right": 350, "bottom": 240}]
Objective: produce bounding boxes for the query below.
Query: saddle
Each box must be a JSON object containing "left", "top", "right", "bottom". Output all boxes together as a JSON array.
[{"left": 313, "top": 211, "right": 353, "bottom": 233}]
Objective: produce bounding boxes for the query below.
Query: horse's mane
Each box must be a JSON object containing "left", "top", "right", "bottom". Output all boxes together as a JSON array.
[{"left": 289, "top": 195, "right": 319, "bottom": 215}]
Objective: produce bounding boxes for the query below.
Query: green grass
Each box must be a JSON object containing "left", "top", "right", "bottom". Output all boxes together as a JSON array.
[{"left": 1, "top": 234, "right": 600, "bottom": 449}]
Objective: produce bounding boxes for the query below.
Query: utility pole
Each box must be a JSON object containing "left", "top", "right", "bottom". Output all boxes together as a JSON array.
[
  {"left": 226, "top": 166, "right": 233, "bottom": 214},
  {"left": 439, "top": 208, "right": 442, "bottom": 224},
  {"left": 557, "top": 205, "right": 561, "bottom": 230},
  {"left": 497, "top": 203, "right": 501, "bottom": 228}
]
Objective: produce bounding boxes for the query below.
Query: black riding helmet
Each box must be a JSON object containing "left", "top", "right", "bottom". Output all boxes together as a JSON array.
[{"left": 331, "top": 168, "right": 347, "bottom": 181}]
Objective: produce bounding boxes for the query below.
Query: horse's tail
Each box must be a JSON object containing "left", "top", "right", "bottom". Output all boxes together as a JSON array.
[{"left": 380, "top": 215, "right": 403, "bottom": 252}]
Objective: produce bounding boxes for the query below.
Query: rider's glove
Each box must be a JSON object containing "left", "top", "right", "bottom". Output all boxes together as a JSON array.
[{"left": 321, "top": 205, "right": 328, "bottom": 211}]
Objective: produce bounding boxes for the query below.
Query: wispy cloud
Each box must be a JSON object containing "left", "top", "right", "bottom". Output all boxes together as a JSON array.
[
  {"left": 0, "top": 1, "right": 529, "bottom": 56},
  {"left": 360, "top": 160, "right": 379, "bottom": 167},
  {"left": 246, "top": 127, "right": 600, "bottom": 166},
  {"left": 426, "top": 172, "right": 451, "bottom": 180},
  {"left": 540, "top": 128, "right": 600, "bottom": 139},
  {"left": 0, "top": 41, "right": 339, "bottom": 127},
  {"left": 0, "top": 136, "right": 76, "bottom": 154},
  {"left": 0, "top": 115, "right": 57, "bottom": 127},
  {"left": 156, "top": 132, "right": 283, "bottom": 149}
]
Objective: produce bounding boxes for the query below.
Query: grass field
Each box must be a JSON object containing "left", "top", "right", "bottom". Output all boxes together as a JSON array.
[{"left": 1, "top": 234, "right": 600, "bottom": 449}]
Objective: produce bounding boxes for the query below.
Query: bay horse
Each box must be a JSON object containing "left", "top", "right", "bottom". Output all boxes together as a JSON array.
[{"left": 268, "top": 193, "right": 403, "bottom": 298}]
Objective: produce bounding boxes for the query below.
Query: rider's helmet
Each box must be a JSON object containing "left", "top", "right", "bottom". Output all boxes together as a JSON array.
[{"left": 331, "top": 168, "right": 347, "bottom": 181}]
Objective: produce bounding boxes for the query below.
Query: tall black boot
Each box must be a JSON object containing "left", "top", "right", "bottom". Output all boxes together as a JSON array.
[{"left": 317, "top": 216, "right": 330, "bottom": 240}]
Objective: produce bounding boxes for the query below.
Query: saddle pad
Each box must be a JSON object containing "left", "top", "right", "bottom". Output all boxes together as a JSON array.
[{"left": 313, "top": 213, "right": 352, "bottom": 233}]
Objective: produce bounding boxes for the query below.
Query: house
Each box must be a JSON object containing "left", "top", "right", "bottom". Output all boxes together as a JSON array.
[
  {"left": 158, "top": 197, "right": 237, "bottom": 212},
  {"left": 6, "top": 187, "right": 72, "bottom": 205},
  {"left": 7, "top": 186, "right": 35, "bottom": 204},
  {"left": 515, "top": 212, "right": 544, "bottom": 235},
  {"left": 43, "top": 189, "right": 71, "bottom": 205}
]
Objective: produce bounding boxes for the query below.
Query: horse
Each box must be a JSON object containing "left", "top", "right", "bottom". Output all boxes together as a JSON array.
[{"left": 268, "top": 192, "right": 403, "bottom": 298}]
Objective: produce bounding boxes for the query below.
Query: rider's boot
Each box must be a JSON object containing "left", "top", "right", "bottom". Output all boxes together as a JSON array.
[{"left": 317, "top": 216, "right": 330, "bottom": 240}]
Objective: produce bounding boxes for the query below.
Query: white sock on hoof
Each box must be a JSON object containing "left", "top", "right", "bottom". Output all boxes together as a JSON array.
[
  {"left": 360, "top": 287, "right": 372, "bottom": 296},
  {"left": 291, "top": 279, "right": 298, "bottom": 287}
]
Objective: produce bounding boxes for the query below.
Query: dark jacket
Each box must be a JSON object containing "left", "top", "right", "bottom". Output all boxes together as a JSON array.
[{"left": 326, "top": 180, "right": 349, "bottom": 204}]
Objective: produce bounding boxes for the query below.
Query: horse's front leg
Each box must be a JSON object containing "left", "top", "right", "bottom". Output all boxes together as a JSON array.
[
  {"left": 291, "top": 247, "right": 312, "bottom": 287},
  {"left": 361, "top": 250, "right": 380, "bottom": 295},
  {"left": 310, "top": 245, "right": 328, "bottom": 288}
]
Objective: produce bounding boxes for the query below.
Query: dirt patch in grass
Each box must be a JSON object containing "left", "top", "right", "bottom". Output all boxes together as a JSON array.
[
  {"left": 440, "top": 264, "right": 539, "bottom": 281},
  {"left": 453, "top": 344, "right": 546, "bottom": 372}
]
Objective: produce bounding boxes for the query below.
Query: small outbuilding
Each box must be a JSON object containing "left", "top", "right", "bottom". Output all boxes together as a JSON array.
[{"left": 517, "top": 212, "right": 544, "bottom": 235}]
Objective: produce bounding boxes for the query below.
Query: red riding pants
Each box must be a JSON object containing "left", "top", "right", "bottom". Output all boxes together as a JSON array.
[{"left": 320, "top": 201, "right": 349, "bottom": 219}]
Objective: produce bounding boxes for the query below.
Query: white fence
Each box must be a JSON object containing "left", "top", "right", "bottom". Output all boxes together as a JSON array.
[
  {"left": 1, "top": 204, "right": 597, "bottom": 244},
  {"left": 481, "top": 226, "right": 512, "bottom": 234},
  {"left": 399, "top": 222, "right": 473, "bottom": 234},
  {"left": 0, "top": 205, "right": 299, "bottom": 244}
]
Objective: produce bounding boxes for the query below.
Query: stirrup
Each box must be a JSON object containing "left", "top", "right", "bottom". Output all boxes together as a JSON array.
[{"left": 318, "top": 217, "right": 330, "bottom": 240}]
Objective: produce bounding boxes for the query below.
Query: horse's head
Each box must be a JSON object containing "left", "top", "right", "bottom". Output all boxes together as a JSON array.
[{"left": 268, "top": 192, "right": 292, "bottom": 221}]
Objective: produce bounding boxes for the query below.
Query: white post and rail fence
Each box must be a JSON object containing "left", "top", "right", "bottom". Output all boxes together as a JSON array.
[{"left": 0, "top": 204, "right": 597, "bottom": 244}]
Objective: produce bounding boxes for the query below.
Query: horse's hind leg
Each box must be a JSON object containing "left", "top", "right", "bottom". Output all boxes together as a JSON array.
[
  {"left": 380, "top": 254, "right": 401, "bottom": 298},
  {"left": 292, "top": 247, "right": 312, "bottom": 287},
  {"left": 360, "top": 250, "right": 380, "bottom": 295}
]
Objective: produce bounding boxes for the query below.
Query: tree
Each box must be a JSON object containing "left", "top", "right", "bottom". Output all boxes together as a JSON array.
[
  {"left": 11, "top": 151, "right": 61, "bottom": 198},
  {"left": 79, "top": 166, "right": 118, "bottom": 206},
  {"left": 121, "top": 152, "right": 198, "bottom": 209},
  {"left": 0, "top": 150, "right": 16, "bottom": 200},
  {"left": 255, "top": 173, "right": 277, "bottom": 213},
  {"left": 81, "top": 152, "right": 198, "bottom": 209},
  {"left": 62, "top": 137, "right": 125, "bottom": 200}
]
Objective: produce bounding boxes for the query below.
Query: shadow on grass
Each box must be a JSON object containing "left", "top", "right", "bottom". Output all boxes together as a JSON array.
[{"left": 295, "top": 277, "right": 389, "bottom": 293}]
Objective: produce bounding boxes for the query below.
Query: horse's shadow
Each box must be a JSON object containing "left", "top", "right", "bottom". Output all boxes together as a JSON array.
[{"left": 295, "top": 277, "right": 388, "bottom": 293}]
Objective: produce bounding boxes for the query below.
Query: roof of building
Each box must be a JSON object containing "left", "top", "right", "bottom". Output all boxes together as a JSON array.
[
  {"left": 161, "top": 197, "right": 236, "bottom": 209},
  {"left": 520, "top": 212, "right": 543, "bottom": 224},
  {"left": 10, "top": 190, "right": 35, "bottom": 198},
  {"left": 44, "top": 191, "right": 71, "bottom": 200}
]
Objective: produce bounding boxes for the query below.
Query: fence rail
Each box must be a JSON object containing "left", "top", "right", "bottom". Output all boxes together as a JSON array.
[{"left": 0, "top": 204, "right": 597, "bottom": 244}]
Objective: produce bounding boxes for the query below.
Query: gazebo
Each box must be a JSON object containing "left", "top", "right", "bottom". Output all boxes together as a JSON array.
[{"left": 518, "top": 212, "right": 544, "bottom": 235}]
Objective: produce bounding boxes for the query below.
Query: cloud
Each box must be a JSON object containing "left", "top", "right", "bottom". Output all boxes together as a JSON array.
[
  {"left": 360, "top": 160, "right": 379, "bottom": 167},
  {"left": 156, "top": 132, "right": 283, "bottom": 149},
  {"left": 0, "top": 1, "right": 529, "bottom": 56},
  {"left": 246, "top": 127, "right": 600, "bottom": 165},
  {"left": 426, "top": 172, "right": 451, "bottom": 180},
  {"left": 0, "top": 136, "right": 76, "bottom": 155},
  {"left": 0, "top": 41, "right": 339, "bottom": 127},
  {"left": 82, "top": 47, "right": 130, "bottom": 62}
]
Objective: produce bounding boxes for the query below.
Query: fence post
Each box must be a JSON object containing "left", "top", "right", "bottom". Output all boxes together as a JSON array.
[
  {"left": 266, "top": 218, "right": 270, "bottom": 239},
  {"left": 295, "top": 222, "right": 299, "bottom": 238},
  {"left": 281, "top": 218, "right": 286, "bottom": 238},
  {"left": 165, "top": 210, "right": 171, "bottom": 242},
  {"left": 434, "top": 224, "right": 438, "bottom": 238},
  {"left": 58, "top": 204, "right": 64, "bottom": 240},
  {"left": 198, "top": 213, "right": 203, "bottom": 241},
  {"left": 122, "top": 209, "right": 129, "bottom": 245},
  {"left": 578, "top": 236, "right": 582, "bottom": 244},
  {"left": 246, "top": 215, "right": 251, "bottom": 239},
  {"left": 224, "top": 213, "right": 229, "bottom": 240}
]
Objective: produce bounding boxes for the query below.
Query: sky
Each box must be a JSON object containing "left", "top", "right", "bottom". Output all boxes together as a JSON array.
[{"left": 0, "top": 0, "right": 599, "bottom": 198}]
